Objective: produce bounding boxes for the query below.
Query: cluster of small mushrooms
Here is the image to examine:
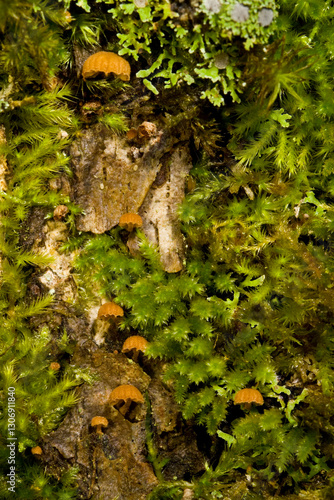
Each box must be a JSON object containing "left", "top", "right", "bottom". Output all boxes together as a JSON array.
[
  {"left": 32, "top": 198, "right": 265, "bottom": 452},
  {"left": 79, "top": 213, "right": 148, "bottom": 438},
  {"left": 31, "top": 386, "right": 264, "bottom": 455},
  {"left": 89, "top": 383, "right": 145, "bottom": 437},
  {"left": 31, "top": 390, "right": 264, "bottom": 454},
  {"left": 91, "top": 291, "right": 149, "bottom": 434}
]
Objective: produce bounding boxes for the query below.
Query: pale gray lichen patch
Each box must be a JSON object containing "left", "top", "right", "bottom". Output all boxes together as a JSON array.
[
  {"left": 231, "top": 2, "right": 249, "bottom": 22},
  {"left": 258, "top": 8, "right": 274, "bottom": 27},
  {"left": 203, "top": 0, "right": 221, "bottom": 14},
  {"left": 134, "top": 0, "right": 147, "bottom": 7}
]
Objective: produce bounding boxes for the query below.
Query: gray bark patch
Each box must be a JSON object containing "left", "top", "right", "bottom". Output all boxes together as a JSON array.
[{"left": 71, "top": 124, "right": 192, "bottom": 272}]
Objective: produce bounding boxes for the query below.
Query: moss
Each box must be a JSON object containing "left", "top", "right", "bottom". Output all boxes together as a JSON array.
[{"left": 2, "top": 0, "right": 334, "bottom": 498}]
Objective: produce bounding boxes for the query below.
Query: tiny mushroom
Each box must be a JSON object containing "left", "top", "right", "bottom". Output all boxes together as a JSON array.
[
  {"left": 31, "top": 446, "right": 43, "bottom": 456},
  {"left": 64, "top": 11, "right": 72, "bottom": 23},
  {"left": 122, "top": 335, "right": 149, "bottom": 363},
  {"left": 234, "top": 388, "right": 264, "bottom": 410},
  {"left": 91, "top": 416, "right": 108, "bottom": 435},
  {"left": 50, "top": 362, "right": 61, "bottom": 371},
  {"left": 119, "top": 213, "right": 143, "bottom": 232},
  {"left": 98, "top": 301, "right": 124, "bottom": 320},
  {"left": 109, "top": 384, "right": 144, "bottom": 417},
  {"left": 126, "top": 128, "right": 138, "bottom": 140},
  {"left": 82, "top": 51, "right": 131, "bottom": 81}
]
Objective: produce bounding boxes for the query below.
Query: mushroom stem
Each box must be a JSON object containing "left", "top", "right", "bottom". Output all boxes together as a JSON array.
[
  {"left": 132, "top": 350, "right": 139, "bottom": 363},
  {"left": 243, "top": 402, "right": 251, "bottom": 410},
  {"left": 95, "top": 425, "right": 103, "bottom": 435},
  {"left": 119, "top": 398, "right": 132, "bottom": 416}
]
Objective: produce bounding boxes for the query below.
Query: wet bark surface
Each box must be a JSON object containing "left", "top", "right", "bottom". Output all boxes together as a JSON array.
[
  {"left": 71, "top": 122, "right": 192, "bottom": 272},
  {"left": 40, "top": 348, "right": 204, "bottom": 499},
  {"left": 23, "top": 117, "right": 205, "bottom": 499}
]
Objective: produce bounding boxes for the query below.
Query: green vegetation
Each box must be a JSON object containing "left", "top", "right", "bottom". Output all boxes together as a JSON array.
[
  {"left": 99, "top": 0, "right": 277, "bottom": 104},
  {"left": 0, "top": 2, "right": 90, "bottom": 497},
  {"left": 0, "top": 87, "right": 88, "bottom": 497},
  {"left": 1, "top": 0, "right": 334, "bottom": 498}
]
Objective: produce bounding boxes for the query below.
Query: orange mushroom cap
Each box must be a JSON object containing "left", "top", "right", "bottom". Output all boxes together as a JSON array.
[
  {"left": 31, "top": 446, "right": 43, "bottom": 455},
  {"left": 49, "top": 362, "right": 61, "bottom": 371},
  {"left": 234, "top": 388, "right": 264, "bottom": 405},
  {"left": 91, "top": 416, "right": 108, "bottom": 435},
  {"left": 119, "top": 213, "right": 143, "bottom": 231},
  {"left": 64, "top": 11, "right": 72, "bottom": 23},
  {"left": 122, "top": 336, "right": 149, "bottom": 354},
  {"left": 98, "top": 302, "right": 124, "bottom": 319},
  {"left": 109, "top": 384, "right": 144, "bottom": 404},
  {"left": 126, "top": 128, "right": 138, "bottom": 140},
  {"left": 91, "top": 416, "right": 108, "bottom": 429},
  {"left": 82, "top": 51, "right": 130, "bottom": 81}
]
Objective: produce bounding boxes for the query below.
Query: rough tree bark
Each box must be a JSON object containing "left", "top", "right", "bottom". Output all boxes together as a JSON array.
[{"left": 25, "top": 70, "right": 205, "bottom": 499}]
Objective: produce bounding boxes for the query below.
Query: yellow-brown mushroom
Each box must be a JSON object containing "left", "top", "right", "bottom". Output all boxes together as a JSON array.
[
  {"left": 31, "top": 446, "right": 43, "bottom": 456},
  {"left": 109, "top": 384, "right": 144, "bottom": 417},
  {"left": 82, "top": 51, "right": 130, "bottom": 81},
  {"left": 49, "top": 362, "right": 61, "bottom": 371},
  {"left": 119, "top": 213, "right": 143, "bottom": 232},
  {"left": 234, "top": 388, "right": 264, "bottom": 410},
  {"left": 126, "top": 128, "right": 138, "bottom": 140},
  {"left": 64, "top": 11, "right": 72, "bottom": 23},
  {"left": 122, "top": 335, "right": 149, "bottom": 363},
  {"left": 91, "top": 416, "right": 108, "bottom": 435},
  {"left": 98, "top": 302, "right": 124, "bottom": 320}
]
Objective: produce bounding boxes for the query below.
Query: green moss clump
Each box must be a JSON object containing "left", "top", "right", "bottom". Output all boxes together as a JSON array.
[
  {"left": 2, "top": 0, "right": 334, "bottom": 498},
  {"left": 73, "top": 1, "right": 334, "bottom": 498}
]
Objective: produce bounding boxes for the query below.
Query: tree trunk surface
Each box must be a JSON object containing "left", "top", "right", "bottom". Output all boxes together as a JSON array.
[{"left": 26, "top": 106, "right": 203, "bottom": 499}]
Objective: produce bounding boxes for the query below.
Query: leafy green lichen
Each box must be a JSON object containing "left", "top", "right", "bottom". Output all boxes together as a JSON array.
[{"left": 86, "top": 0, "right": 278, "bottom": 105}]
